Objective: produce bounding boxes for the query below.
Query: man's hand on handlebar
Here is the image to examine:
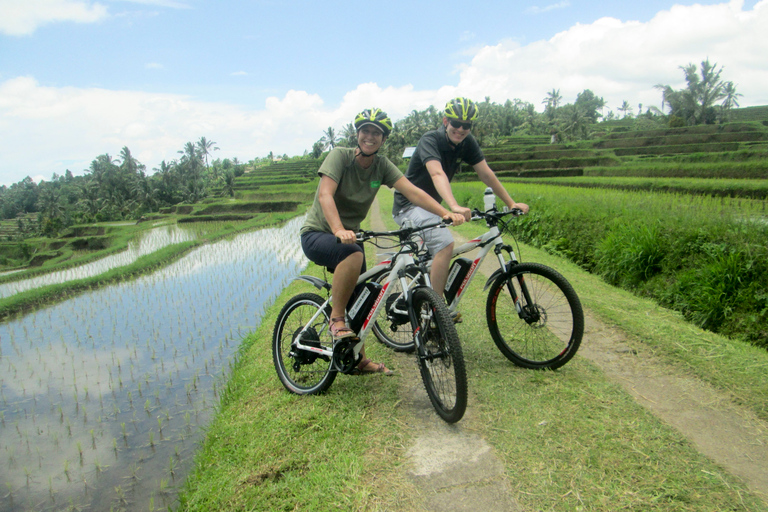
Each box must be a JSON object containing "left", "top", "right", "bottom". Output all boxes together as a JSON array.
[
  {"left": 511, "top": 202, "right": 530, "bottom": 214},
  {"left": 442, "top": 212, "right": 466, "bottom": 226},
  {"left": 450, "top": 205, "right": 472, "bottom": 222}
]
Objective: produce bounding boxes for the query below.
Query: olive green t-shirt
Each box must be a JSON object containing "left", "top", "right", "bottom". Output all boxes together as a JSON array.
[{"left": 301, "top": 148, "right": 403, "bottom": 234}]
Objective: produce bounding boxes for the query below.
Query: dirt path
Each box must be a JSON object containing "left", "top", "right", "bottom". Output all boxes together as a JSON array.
[
  {"left": 369, "top": 197, "right": 522, "bottom": 511},
  {"left": 369, "top": 196, "right": 768, "bottom": 510}
]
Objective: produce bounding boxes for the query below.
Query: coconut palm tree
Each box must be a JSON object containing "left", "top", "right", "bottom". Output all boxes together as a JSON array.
[
  {"left": 320, "top": 127, "right": 340, "bottom": 150},
  {"left": 618, "top": 101, "right": 633, "bottom": 118},
  {"left": 340, "top": 123, "right": 357, "bottom": 147},
  {"left": 196, "top": 137, "right": 219, "bottom": 171},
  {"left": 658, "top": 59, "right": 730, "bottom": 125},
  {"left": 543, "top": 89, "right": 562, "bottom": 119},
  {"left": 720, "top": 81, "right": 742, "bottom": 121}
]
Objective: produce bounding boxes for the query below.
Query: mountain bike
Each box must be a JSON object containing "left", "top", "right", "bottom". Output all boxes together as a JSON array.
[
  {"left": 272, "top": 220, "right": 468, "bottom": 423},
  {"left": 374, "top": 193, "right": 584, "bottom": 370}
]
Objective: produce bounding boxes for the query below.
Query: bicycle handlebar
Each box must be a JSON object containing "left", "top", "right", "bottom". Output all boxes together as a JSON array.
[
  {"left": 354, "top": 218, "right": 451, "bottom": 243},
  {"left": 334, "top": 207, "right": 524, "bottom": 244},
  {"left": 470, "top": 207, "right": 525, "bottom": 222}
]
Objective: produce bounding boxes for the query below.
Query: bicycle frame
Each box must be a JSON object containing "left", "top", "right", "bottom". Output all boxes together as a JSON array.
[
  {"left": 402, "top": 211, "right": 520, "bottom": 316},
  {"left": 443, "top": 218, "right": 511, "bottom": 313},
  {"left": 290, "top": 243, "right": 429, "bottom": 369}
]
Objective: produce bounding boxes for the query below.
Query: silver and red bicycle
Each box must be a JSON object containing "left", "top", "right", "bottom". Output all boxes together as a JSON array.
[
  {"left": 272, "top": 220, "right": 468, "bottom": 423},
  {"left": 373, "top": 197, "right": 584, "bottom": 370}
]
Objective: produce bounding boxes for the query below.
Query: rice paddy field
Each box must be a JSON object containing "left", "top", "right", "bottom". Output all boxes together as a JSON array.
[{"left": 0, "top": 216, "right": 308, "bottom": 512}]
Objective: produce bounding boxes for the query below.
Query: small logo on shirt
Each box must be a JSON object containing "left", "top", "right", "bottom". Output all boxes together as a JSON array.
[{"left": 370, "top": 180, "right": 381, "bottom": 188}]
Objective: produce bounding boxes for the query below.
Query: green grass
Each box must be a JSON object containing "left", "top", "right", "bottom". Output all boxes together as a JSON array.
[
  {"left": 178, "top": 232, "right": 420, "bottom": 512},
  {"left": 501, "top": 176, "right": 768, "bottom": 199},
  {"left": 179, "top": 190, "right": 768, "bottom": 510}
]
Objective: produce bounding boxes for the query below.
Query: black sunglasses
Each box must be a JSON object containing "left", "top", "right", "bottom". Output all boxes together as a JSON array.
[{"left": 449, "top": 119, "right": 472, "bottom": 130}]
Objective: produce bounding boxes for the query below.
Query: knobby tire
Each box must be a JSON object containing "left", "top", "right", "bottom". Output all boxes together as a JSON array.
[
  {"left": 412, "top": 287, "right": 468, "bottom": 423},
  {"left": 486, "top": 262, "right": 583, "bottom": 370},
  {"left": 273, "top": 293, "right": 337, "bottom": 395}
]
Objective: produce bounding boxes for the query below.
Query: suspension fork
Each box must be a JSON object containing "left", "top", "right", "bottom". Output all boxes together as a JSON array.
[{"left": 501, "top": 262, "right": 540, "bottom": 323}]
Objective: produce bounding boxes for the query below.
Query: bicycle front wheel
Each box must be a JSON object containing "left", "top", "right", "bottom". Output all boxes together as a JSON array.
[
  {"left": 412, "top": 287, "right": 468, "bottom": 423},
  {"left": 273, "top": 293, "right": 337, "bottom": 395},
  {"left": 486, "top": 262, "right": 583, "bottom": 370},
  {"left": 371, "top": 268, "right": 419, "bottom": 353}
]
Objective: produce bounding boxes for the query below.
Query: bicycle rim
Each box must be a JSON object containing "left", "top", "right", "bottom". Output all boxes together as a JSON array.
[
  {"left": 413, "top": 287, "right": 467, "bottom": 423},
  {"left": 487, "top": 263, "right": 583, "bottom": 370},
  {"left": 272, "top": 293, "right": 337, "bottom": 394},
  {"left": 372, "top": 268, "right": 417, "bottom": 353}
]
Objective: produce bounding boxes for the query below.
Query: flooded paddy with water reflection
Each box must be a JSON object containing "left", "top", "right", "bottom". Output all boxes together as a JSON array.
[
  {"left": 0, "top": 217, "right": 307, "bottom": 511},
  {"left": 0, "top": 224, "right": 200, "bottom": 299}
]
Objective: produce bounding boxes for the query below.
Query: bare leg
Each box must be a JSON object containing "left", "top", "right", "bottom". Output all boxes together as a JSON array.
[
  {"left": 330, "top": 252, "right": 392, "bottom": 374},
  {"left": 430, "top": 243, "right": 454, "bottom": 299},
  {"left": 330, "top": 251, "right": 364, "bottom": 320}
]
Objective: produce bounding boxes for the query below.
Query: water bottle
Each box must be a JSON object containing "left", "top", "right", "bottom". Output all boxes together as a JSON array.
[{"left": 483, "top": 187, "right": 496, "bottom": 212}]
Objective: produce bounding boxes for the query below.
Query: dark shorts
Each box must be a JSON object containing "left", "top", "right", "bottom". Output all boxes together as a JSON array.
[{"left": 300, "top": 231, "right": 366, "bottom": 274}]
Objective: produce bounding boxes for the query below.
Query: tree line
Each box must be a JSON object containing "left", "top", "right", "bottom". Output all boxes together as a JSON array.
[
  {"left": 312, "top": 58, "right": 742, "bottom": 166},
  {"left": 0, "top": 137, "right": 249, "bottom": 238},
  {"left": 0, "top": 59, "right": 741, "bottom": 239}
]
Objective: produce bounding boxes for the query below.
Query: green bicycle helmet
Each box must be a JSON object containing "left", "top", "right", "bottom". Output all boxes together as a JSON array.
[
  {"left": 444, "top": 97, "right": 479, "bottom": 122},
  {"left": 354, "top": 108, "right": 393, "bottom": 137}
]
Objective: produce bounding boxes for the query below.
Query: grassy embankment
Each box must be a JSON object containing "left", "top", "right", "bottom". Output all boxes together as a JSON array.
[{"left": 179, "top": 188, "right": 768, "bottom": 511}]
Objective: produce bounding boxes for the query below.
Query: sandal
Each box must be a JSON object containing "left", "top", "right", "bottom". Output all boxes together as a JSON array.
[
  {"left": 329, "top": 316, "right": 357, "bottom": 341},
  {"left": 352, "top": 358, "right": 394, "bottom": 376}
]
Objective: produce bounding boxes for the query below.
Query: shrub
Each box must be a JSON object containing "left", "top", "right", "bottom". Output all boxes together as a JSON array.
[{"left": 595, "top": 221, "right": 667, "bottom": 288}]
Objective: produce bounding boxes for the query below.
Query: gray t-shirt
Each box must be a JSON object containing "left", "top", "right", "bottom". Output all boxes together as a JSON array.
[
  {"left": 392, "top": 125, "right": 484, "bottom": 214},
  {"left": 302, "top": 148, "right": 403, "bottom": 234}
]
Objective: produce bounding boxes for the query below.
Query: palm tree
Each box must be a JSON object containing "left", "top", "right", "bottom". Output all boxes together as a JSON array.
[
  {"left": 543, "top": 88, "right": 562, "bottom": 110},
  {"left": 658, "top": 59, "right": 729, "bottom": 125},
  {"left": 77, "top": 181, "right": 101, "bottom": 217},
  {"left": 38, "top": 185, "right": 63, "bottom": 220},
  {"left": 618, "top": 101, "right": 633, "bottom": 118},
  {"left": 320, "top": 127, "right": 340, "bottom": 150},
  {"left": 118, "top": 147, "right": 140, "bottom": 173},
  {"left": 654, "top": 83, "right": 676, "bottom": 115},
  {"left": 720, "top": 81, "right": 742, "bottom": 121},
  {"left": 340, "top": 123, "right": 357, "bottom": 147},
  {"left": 196, "top": 137, "right": 219, "bottom": 171},
  {"left": 223, "top": 170, "right": 236, "bottom": 198}
]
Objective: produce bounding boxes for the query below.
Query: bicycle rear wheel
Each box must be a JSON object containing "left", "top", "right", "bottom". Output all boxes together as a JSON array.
[
  {"left": 273, "top": 293, "right": 337, "bottom": 394},
  {"left": 371, "top": 268, "right": 419, "bottom": 353},
  {"left": 412, "top": 287, "right": 467, "bottom": 423},
  {"left": 486, "top": 262, "right": 583, "bottom": 370}
]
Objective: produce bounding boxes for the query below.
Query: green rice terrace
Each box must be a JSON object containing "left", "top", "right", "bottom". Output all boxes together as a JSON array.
[{"left": 1, "top": 110, "right": 768, "bottom": 511}]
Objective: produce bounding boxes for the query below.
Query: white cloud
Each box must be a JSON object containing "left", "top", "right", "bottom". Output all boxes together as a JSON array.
[
  {"left": 526, "top": 1, "right": 571, "bottom": 15},
  {"left": 145, "top": 62, "right": 164, "bottom": 69},
  {"left": 0, "top": 0, "right": 108, "bottom": 36},
  {"left": 230, "top": 71, "right": 248, "bottom": 76},
  {"left": 457, "top": 0, "right": 768, "bottom": 114},
  {"left": 2, "top": 1, "right": 768, "bottom": 185},
  {"left": 0, "top": 78, "right": 441, "bottom": 184}
]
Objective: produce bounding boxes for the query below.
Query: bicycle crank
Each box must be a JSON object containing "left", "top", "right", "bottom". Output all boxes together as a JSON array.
[{"left": 332, "top": 337, "right": 362, "bottom": 374}]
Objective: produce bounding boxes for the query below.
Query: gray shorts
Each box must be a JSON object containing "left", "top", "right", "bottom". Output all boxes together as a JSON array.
[{"left": 393, "top": 206, "right": 454, "bottom": 256}]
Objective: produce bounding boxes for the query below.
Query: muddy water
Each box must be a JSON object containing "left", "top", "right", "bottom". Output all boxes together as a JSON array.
[{"left": 0, "top": 217, "right": 307, "bottom": 512}]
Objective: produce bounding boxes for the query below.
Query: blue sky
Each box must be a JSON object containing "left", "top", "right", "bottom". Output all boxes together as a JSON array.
[{"left": 1, "top": 0, "right": 767, "bottom": 185}]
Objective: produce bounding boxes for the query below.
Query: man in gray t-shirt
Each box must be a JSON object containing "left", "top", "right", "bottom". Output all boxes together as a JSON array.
[{"left": 392, "top": 97, "right": 529, "bottom": 311}]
